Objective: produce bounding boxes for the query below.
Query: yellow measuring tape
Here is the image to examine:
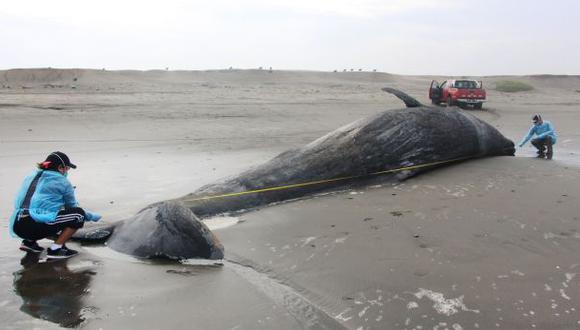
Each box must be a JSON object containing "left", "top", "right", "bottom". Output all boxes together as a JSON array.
[{"left": 184, "top": 156, "right": 474, "bottom": 202}]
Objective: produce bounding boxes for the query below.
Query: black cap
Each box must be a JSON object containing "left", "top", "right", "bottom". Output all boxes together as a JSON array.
[
  {"left": 532, "top": 114, "right": 542, "bottom": 123},
  {"left": 45, "top": 151, "right": 77, "bottom": 169}
]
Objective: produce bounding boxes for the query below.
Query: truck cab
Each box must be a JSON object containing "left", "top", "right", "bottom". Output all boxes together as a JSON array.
[{"left": 429, "top": 79, "right": 486, "bottom": 109}]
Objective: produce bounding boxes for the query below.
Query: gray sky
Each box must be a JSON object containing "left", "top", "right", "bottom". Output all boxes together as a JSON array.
[{"left": 1, "top": 0, "right": 579, "bottom": 75}]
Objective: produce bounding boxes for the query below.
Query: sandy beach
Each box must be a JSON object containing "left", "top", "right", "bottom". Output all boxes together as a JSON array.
[{"left": 1, "top": 69, "right": 580, "bottom": 329}]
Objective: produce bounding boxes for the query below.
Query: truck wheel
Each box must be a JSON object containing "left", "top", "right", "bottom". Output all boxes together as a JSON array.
[
  {"left": 474, "top": 103, "right": 483, "bottom": 110},
  {"left": 431, "top": 98, "right": 439, "bottom": 105},
  {"left": 447, "top": 96, "right": 453, "bottom": 107}
]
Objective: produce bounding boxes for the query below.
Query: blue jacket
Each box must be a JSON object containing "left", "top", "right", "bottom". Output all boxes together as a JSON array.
[
  {"left": 10, "top": 169, "right": 100, "bottom": 237},
  {"left": 519, "top": 121, "right": 557, "bottom": 147}
]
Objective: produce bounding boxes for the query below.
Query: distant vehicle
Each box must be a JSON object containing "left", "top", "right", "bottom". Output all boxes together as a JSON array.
[{"left": 429, "top": 79, "right": 486, "bottom": 109}]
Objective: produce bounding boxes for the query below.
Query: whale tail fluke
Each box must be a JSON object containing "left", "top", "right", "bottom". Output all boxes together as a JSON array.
[
  {"left": 382, "top": 87, "right": 423, "bottom": 108},
  {"left": 72, "top": 222, "right": 118, "bottom": 242}
]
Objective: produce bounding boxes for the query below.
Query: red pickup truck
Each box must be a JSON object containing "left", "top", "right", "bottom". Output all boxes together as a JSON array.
[{"left": 429, "top": 79, "right": 486, "bottom": 109}]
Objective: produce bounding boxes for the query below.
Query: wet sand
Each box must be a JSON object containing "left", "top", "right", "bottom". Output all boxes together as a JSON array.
[
  {"left": 1, "top": 69, "right": 580, "bottom": 329},
  {"left": 220, "top": 157, "right": 580, "bottom": 329}
]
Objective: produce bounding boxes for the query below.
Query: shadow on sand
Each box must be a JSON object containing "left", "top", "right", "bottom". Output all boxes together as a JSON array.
[{"left": 13, "top": 253, "right": 96, "bottom": 328}]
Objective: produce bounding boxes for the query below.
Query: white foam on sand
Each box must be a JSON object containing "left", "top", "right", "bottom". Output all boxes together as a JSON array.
[
  {"left": 204, "top": 215, "right": 240, "bottom": 231},
  {"left": 414, "top": 288, "right": 480, "bottom": 316},
  {"left": 301, "top": 236, "right": 317, "bottom": 247}
]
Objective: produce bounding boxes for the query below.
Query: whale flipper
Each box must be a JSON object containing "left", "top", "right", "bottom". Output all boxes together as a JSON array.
[{"left": 382, "top": 87, "right": 423, "bottom": 108}]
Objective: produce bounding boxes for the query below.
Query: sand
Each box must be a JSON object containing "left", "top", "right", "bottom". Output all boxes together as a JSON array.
[{"left": 1, "top": 69, "right": 580, "bottom": 329}]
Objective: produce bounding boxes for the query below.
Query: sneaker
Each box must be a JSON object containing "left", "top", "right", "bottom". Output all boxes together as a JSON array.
[
  {"left": 546, "top": 153, "right": 553, "bottom": 160},
  {"left": 19, "top": 240, "right": 44, "bottom": 253},
  {"left": 536, "top": 153, "right": 545, "bottom": 159},
  {"left": 47, "top": 246, "right": 78, "bottom": 259}
]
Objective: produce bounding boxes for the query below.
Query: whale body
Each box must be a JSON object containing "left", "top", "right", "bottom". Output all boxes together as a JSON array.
[{"left": 176, "top": 88, "right": 515, "bottom": 217}]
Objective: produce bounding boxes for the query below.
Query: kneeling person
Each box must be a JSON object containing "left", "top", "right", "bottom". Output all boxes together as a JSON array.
[
  {"left": 9, "top": 152, "right": 101, "bottom": 259},
  {"left": 518, "top": 114, "right": 557, "bottom": 160}
]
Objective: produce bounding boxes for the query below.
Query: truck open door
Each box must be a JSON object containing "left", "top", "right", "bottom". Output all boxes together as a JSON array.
[{"left": 429, "top": 80, "right": 441, "bottom": 104}]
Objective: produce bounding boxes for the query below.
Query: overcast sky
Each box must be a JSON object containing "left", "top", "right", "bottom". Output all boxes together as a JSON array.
[{"left": 1, "top": 0, "right": 579, "bottom": 75}]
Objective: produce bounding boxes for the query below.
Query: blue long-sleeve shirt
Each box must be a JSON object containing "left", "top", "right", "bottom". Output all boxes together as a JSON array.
[
  {"left": 9, "top": 169, "right": 99, "bottom": 237},
  {"left": 519, "top": 121, "right": 557, "bottom": 147}
]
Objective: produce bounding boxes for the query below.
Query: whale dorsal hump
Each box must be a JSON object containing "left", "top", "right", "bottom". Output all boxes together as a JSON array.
[{"left": 382, "top": 87, "right": 423, "bottom": 108}]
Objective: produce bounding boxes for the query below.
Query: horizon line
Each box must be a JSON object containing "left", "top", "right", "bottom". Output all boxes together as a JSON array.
[{"left": 1, "top": 67, "right": 579, "bottom": 78}]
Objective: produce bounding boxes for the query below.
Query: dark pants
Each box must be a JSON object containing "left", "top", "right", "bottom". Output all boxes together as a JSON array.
[
  {"left": 531, "top": 136, "right": 553, "bottom": 159},
  {"left": 13, "top": 208, "right": 85, "bottom": 241}
]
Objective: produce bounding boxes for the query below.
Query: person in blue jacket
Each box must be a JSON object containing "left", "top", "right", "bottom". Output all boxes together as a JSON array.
[
  {"left": 518, "top": 114, "right": 557, "bottom": 160},
  {"left": 10, "top": 152, "right": 101, "bottom": 259}
]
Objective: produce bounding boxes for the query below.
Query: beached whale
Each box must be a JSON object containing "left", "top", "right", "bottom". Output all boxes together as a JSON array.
[
  {"left": 176, "top": 87, "right": 515, "bottom": 217},
  {"left": 74, "top": 88, "right": 514, "bottom": 259},
  {"left": 76, "top": 201, "right": 224, "bottom": 260}
]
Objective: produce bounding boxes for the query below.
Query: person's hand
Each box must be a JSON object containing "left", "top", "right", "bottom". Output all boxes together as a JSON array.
[
  {"left": 518, "top": 143, "right": 523, "bottom": 148},
  {"left": 87, "top": 211, "right": 102, "bottom": 222}
]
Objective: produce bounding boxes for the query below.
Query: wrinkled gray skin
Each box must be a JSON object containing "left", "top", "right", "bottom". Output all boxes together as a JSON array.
[
  {"left": 177, "top": 88, "right": 515, "bottom": 217},
  {"left": 74, "top": 88, "right": 514, "bottom": 260},
  {"left": 74, "top": 202, "right": 224, "bottom": 260}
]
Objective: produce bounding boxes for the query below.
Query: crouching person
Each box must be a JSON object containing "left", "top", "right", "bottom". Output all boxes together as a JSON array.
[
  {"left": 9, "top": 152, "right": 101, "bottom": 259},
  {"left": 518, "top": 114, "right": 557, "bottom": 160}
]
